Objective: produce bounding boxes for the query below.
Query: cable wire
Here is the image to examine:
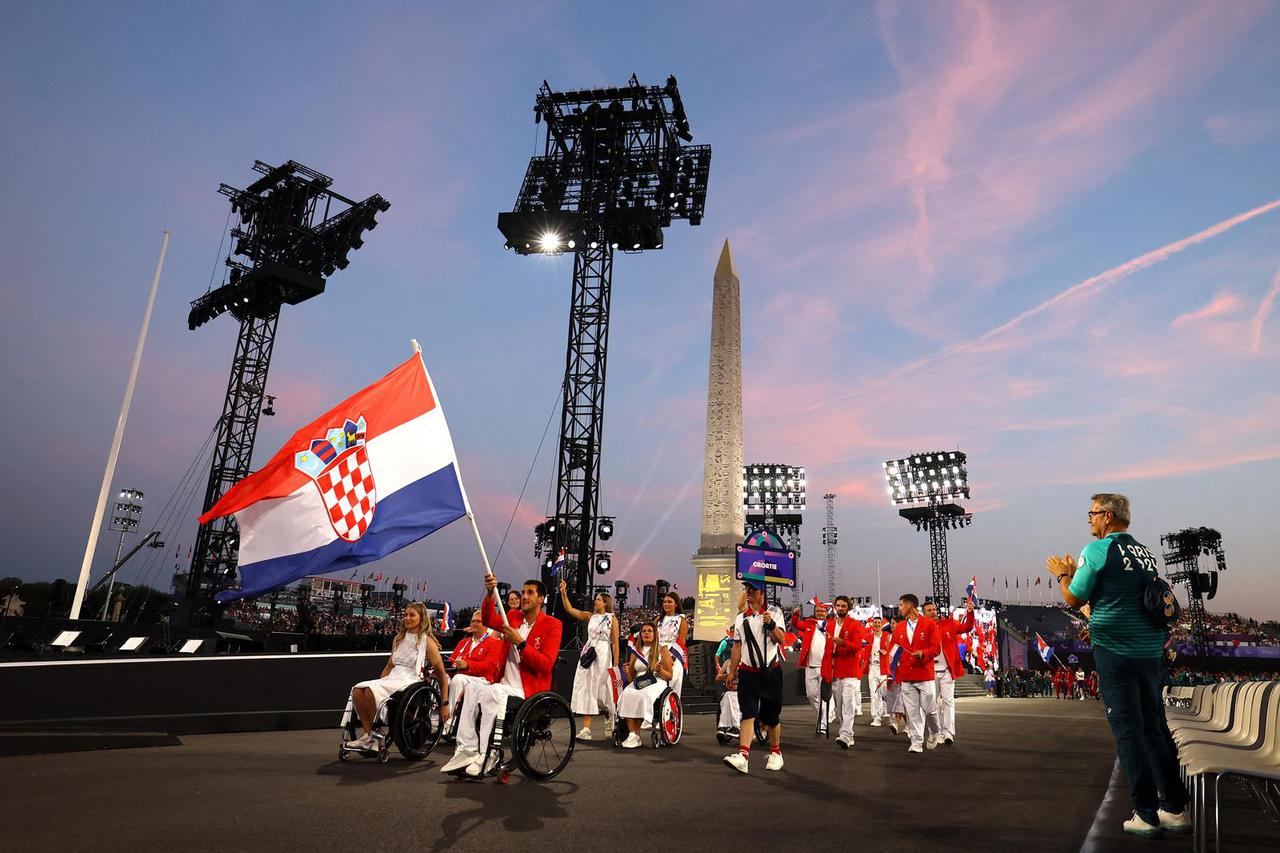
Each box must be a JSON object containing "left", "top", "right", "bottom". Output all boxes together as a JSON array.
[{"left": 492, "top": 382, "right": 563, "bottom": 570}]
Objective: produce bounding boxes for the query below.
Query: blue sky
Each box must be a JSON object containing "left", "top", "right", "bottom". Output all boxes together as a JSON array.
[{"left": 3, "top": 1, "right": 1280, "bottom": 619}]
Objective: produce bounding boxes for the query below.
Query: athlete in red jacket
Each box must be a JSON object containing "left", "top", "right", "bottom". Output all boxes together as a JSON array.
[
  {"left": 890, "top": 593, "right": 941, "bottom": 753},
  {"left": 922, "top": 599, "right": 974, "bottom": 745},
  {"left": 792, "top": 602, "right": 832, "bottom": 729},
  {"left": 442, "top": 575, "right": 562, "bottom": 777},
  {"left": 820, "top": 595, "right": 873, "bottom": 748}
]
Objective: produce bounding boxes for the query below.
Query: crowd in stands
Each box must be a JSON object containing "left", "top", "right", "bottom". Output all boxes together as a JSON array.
[
  {"left": 1168, "top": 612, "right": 1276, "bottom": 645},
  {"left": 222, "top": 600, "right": 405, "bottom": 636},
  {"left": 1167, "top": 667, "right": 1280, "bottom": 685}
]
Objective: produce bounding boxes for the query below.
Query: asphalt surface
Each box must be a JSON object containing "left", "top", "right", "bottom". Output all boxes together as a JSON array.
[{"left": 1, "top": 698, "right": 1273, "bottom": 852}]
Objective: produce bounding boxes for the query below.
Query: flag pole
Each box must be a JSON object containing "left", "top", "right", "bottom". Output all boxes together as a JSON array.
[
  {"left": 71, "top": 230, "right": 170, "bottom": 619},
  {"left": 410, "top": 339, "right": 509, "bottom": 629}
]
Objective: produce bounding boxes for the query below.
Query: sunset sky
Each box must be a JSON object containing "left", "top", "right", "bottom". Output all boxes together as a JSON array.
[{"left": 3, "top": 1, "right": 1279, "bottom": 619}]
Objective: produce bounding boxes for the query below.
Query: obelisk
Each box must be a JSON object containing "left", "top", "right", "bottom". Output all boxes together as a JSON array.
[{"left": 692, "top": 240, "right": 746, "bottom": 641}]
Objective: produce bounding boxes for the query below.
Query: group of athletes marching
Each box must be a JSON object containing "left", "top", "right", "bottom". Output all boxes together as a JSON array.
[{"left": 713, "top": 582, "right": 976, "bottom": 772}]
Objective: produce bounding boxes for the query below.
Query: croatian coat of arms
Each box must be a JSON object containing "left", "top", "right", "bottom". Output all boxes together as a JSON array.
[{"left": 294, "top": 415, "right": 376, "bottom": 541}]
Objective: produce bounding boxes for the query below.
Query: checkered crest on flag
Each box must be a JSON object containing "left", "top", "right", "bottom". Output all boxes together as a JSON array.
[{"left": 295, "top": 415, "right": 377, "bottom": 542}]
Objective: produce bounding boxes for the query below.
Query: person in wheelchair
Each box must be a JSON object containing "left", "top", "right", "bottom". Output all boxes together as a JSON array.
[
  {"left": 715, "top": 624, "right": 742, "bottom": 741},
  {"left": 346, "top": 601, "right": 450, "bottom": 751},
  {"left": 445, "top": 610, "right": 503, "bottom": 732},
  {"left": 440, "top": 574, "right": 562, "bottom": 777},
  {"left": 657, "top": 592, "right": 689, "bottom": 696},
  {"left": 617, "top": 621, "right": 674, "bottom": 749}
]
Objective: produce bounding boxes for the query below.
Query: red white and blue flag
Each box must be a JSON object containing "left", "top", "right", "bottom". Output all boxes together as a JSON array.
[
  {"left": 439, "top": 601, "right": 453, "bottom": 632},
  {"left": 550, "top": 549, "right": 567, "bottom": 579},
  {"left": 202, "top": 352, "right": 470, "bottom": 602},
  {"left": 964, "top": 576, "right": 977, "bottom": 607},
  {"left": 889, "top": 644, "right": 904, "bottom": 678},
  {"left": 1035, "top": 632, "right": 1055, "bottom": 663}
]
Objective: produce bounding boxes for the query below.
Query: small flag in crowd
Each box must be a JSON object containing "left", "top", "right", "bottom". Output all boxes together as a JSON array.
[
  {"left": 1035, "top": 576, "right": 1042, "bottom": 586},
  {"left": 1035, "top": 632, "right": 1054, "bottom": 663},
  {"left": 439, "top": 601, "right": 453, "bottom": 632},
  {"left": 890, "top": 644, "right": 904, "bottom": 678},
  {"left": 550, "top": 549, "right": 567, "bottom": 578},
  {"left": 964, "top": 576, "right": 977, "bottom": 607}
]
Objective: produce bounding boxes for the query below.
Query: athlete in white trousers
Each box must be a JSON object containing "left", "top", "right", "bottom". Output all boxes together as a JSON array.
[{"left": 868, "top": 618, "right": 889, "bottom": 725}]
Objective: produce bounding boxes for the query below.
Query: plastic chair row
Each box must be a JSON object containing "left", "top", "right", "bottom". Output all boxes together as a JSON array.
[{"left": 1167, "top": 680, "right": 1280, "bottom": 852}]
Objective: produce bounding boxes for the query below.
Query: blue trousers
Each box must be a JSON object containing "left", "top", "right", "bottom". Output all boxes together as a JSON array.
[{"left": 1094, "top": 645, "right": 1189, "bottom": 823}]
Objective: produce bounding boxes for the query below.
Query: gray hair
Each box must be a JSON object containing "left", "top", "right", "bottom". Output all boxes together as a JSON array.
[{"left": 1091, "top": 493, "right": 1131, "bottom": 526}]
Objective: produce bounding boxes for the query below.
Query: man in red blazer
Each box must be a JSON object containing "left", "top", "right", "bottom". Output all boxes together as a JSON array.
[
  {"left": 792, "top": 600, "right": 833, "bottom": 733},
  {"left": 442, "top": 575, "right": 562, "bottom": 777},
  {"left": 923, "top": 599, "right": 974, "bottom": 745},
  {"left": 820, "top": 595, "right": 873, "bottom": 748},
  {"left": 891, "top": 593, "right": 941, "bottom": 754}
]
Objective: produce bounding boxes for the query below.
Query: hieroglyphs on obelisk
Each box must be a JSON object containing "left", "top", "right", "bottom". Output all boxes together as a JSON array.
[{"left": 692, "top": 240, "right": 745, "bottom": 641}]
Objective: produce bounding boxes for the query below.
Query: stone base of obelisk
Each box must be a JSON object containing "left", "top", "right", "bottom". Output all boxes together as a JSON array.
[{"left": 691, "top": 550, "right": 740, "bottom": 642}]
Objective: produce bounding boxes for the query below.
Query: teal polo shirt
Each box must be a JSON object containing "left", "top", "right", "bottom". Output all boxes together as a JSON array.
[{"left": 1068, "top": 531, "right": 1168, "bottom": 658}]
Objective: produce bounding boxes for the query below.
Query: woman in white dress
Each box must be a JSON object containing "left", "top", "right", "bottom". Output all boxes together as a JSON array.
[
  {"left": 559, "top": 579, "right": 619, "bottom": 741},
  {"left": 346, "top": 602, "right": 450, "bottom": 750},
  {"left": 617, "top": 622, "right": 673, "bottom": 749},
  {"left": 657, "top": 592, "right": 689, "bottom": 696}
]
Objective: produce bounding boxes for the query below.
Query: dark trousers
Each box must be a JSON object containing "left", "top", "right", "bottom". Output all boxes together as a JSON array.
[{"left": 1094, "top": 646, "right": 1189, "bottom": 823}]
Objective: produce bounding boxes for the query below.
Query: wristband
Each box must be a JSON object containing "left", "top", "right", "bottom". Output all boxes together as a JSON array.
[
  {"left": 517, "top": 640, "right": 527, "bottom": 651},
  {"left": 1057, "top": 573, "right": 1071, "bottom": 584}
]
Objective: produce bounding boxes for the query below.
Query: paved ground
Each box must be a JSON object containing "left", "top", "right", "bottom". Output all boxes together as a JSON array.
[{"left": 1, "top": 698, "right": 1273, "bottom": 852}]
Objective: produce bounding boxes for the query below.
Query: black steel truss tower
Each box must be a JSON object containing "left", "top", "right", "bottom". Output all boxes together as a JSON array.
[
  {"left": 1161, "top": 526, "right": 1226, "bottom": 654},
  {"left": 183, "top": 160, "right": 389, "bottom": 623},
  {"left": 501, "top": 76, "right": 710, "bottom": 634},
  {"left": 885, "top": 451, "right": 973, "bottom": 613}
]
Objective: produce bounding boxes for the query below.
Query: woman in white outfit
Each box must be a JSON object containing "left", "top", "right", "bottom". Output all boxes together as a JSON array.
[
  {"left": 559, "top": 579, "right": 619, "bottom": 740},
  {"left": 617, "top": 622, "right": 673, "bottom": 749},
  {"left": 346, "top": 602, "right": 450, "bottom": 750},
  {"left": 657, "top": 592, "right": 688, "bottom": 696}
]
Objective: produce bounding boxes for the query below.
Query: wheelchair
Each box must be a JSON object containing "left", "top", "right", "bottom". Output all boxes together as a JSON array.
[
  {"left": 339, "top": 678, "right": 444, "bottom": 763},
  {"left": 445, "top": 690, "right": 577, "bottom": 783},
  {"left": 612, "top": 685, "right": 683, "bottom": 749}
]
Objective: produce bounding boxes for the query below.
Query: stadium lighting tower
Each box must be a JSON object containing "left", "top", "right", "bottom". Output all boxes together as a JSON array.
[
  {"left": 1160, "top": 526, "right": 1226, "bottom": 654},
  {"left": 744, "top": 463, "right": 805, "bottom": 606},
  {"left": 183, "top": 160, "right": 390, "bottom": 623},
  {"left": 501, "top": 75, "right": 711, "bottom": 633},
  {"left": 885, "top": 451, "right": 973, "bottom": 612}
]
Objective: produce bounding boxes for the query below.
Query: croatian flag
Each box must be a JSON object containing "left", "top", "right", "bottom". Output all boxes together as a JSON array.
[
  {"left": 203, "top": 352, "right": 470, "bottom": 602},
  {"left": 1035, "top": 632, "right": 1055, "bottom": 663},
  {"left": 889, "top": 644, "right": 904, "bottom": 678},
  {"left": 964, "top": 576, "right": 977, "bottom": 607},
  {"left": 550, "top": 549, "right": 567, "bottom": 579},
  {"left": 439, "top": 601, "right": 453, "bottom": 632}
]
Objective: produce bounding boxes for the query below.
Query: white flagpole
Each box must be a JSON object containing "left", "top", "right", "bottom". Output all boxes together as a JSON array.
[
  {"left": 70, "top": 231, "right": 170, "bottom": 619},
  {"left": 410, "top": 339, "right": 509, "bottom": 629}
]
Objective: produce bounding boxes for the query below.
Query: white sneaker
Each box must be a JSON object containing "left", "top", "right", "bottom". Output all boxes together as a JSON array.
[
  {"left": 925, "top": 734, "right": 939, "bottom": 750},
  {"left": 765, "top": 752, "right": 784, "bottom": 771},
  {"left": 1122, "top": 812, "right": 1161, "bottom": 837},
  {"left": 870, "top": 719, "right": 883, "bottom": 727},
  {"left": 1157, "top": 808, "right": 1190, "bottom": 833},
  {"left": 621, "top": 732, "right": 642, "bottom": 749},
  {"left": 465, "top": 752, "right": 498, "bottom": 777},
  {"left": 346, "top": 734, "right": 372, "bottom": 750},
  {"left": 908, "top": 743, "right": 924, "bottom": 753},
  {"left": 836, "top": 737, "right": 852, "bottom": 749},
  {"left": 943, "top": 735, "right": 954, "bottom": 745},
  {"left": 723, "top": 752, "right": 749, "bottom": 774},
  {"left": 641, "top": 720, "right": 652, "bottom": 730},
  {"left": 576, "top": 727, "right": 593, "bottom": 741},
  {"left": 440, "top": 750, "right": 477, "bottom": 773}
]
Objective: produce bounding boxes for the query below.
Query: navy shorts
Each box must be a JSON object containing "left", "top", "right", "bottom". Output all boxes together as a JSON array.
[{"left": 737, "top": 666, "right": 783, "bottom": 727}]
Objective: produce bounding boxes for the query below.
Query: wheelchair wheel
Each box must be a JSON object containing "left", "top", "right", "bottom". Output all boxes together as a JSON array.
[
  {"left": 393, "top": 682, "right": 443, "bottom": 761},
  {"left": 511, "top": 691, "right": 576, "bottom": 780},
  {"left": 754, "top": 718, "right": 769, "bottom": 744},
  {"left": 656, "top": 689, "right": 683, "bottom": 746}
]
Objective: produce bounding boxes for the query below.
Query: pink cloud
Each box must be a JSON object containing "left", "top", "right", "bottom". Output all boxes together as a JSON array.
[
  {"left": 1207, "top": 108, "right": 1280, "bottom": 147},
  {"left": 1250, "top": 269, "right": 1280, "bottom": 353},
  {"left": 1171, "top": 290, "right": 1246, "bottom": 328}
]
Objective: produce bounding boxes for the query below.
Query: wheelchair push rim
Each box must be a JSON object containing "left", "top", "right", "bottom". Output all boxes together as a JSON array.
[
  {"left": 512, "top": 691, "right": 576, "bottom": 780},
  {"left": 658, "top": 691, "right": 683, "bottom": 745},
  {"left": 393, "top": 683, "right": 443, "bottom": 761}
]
